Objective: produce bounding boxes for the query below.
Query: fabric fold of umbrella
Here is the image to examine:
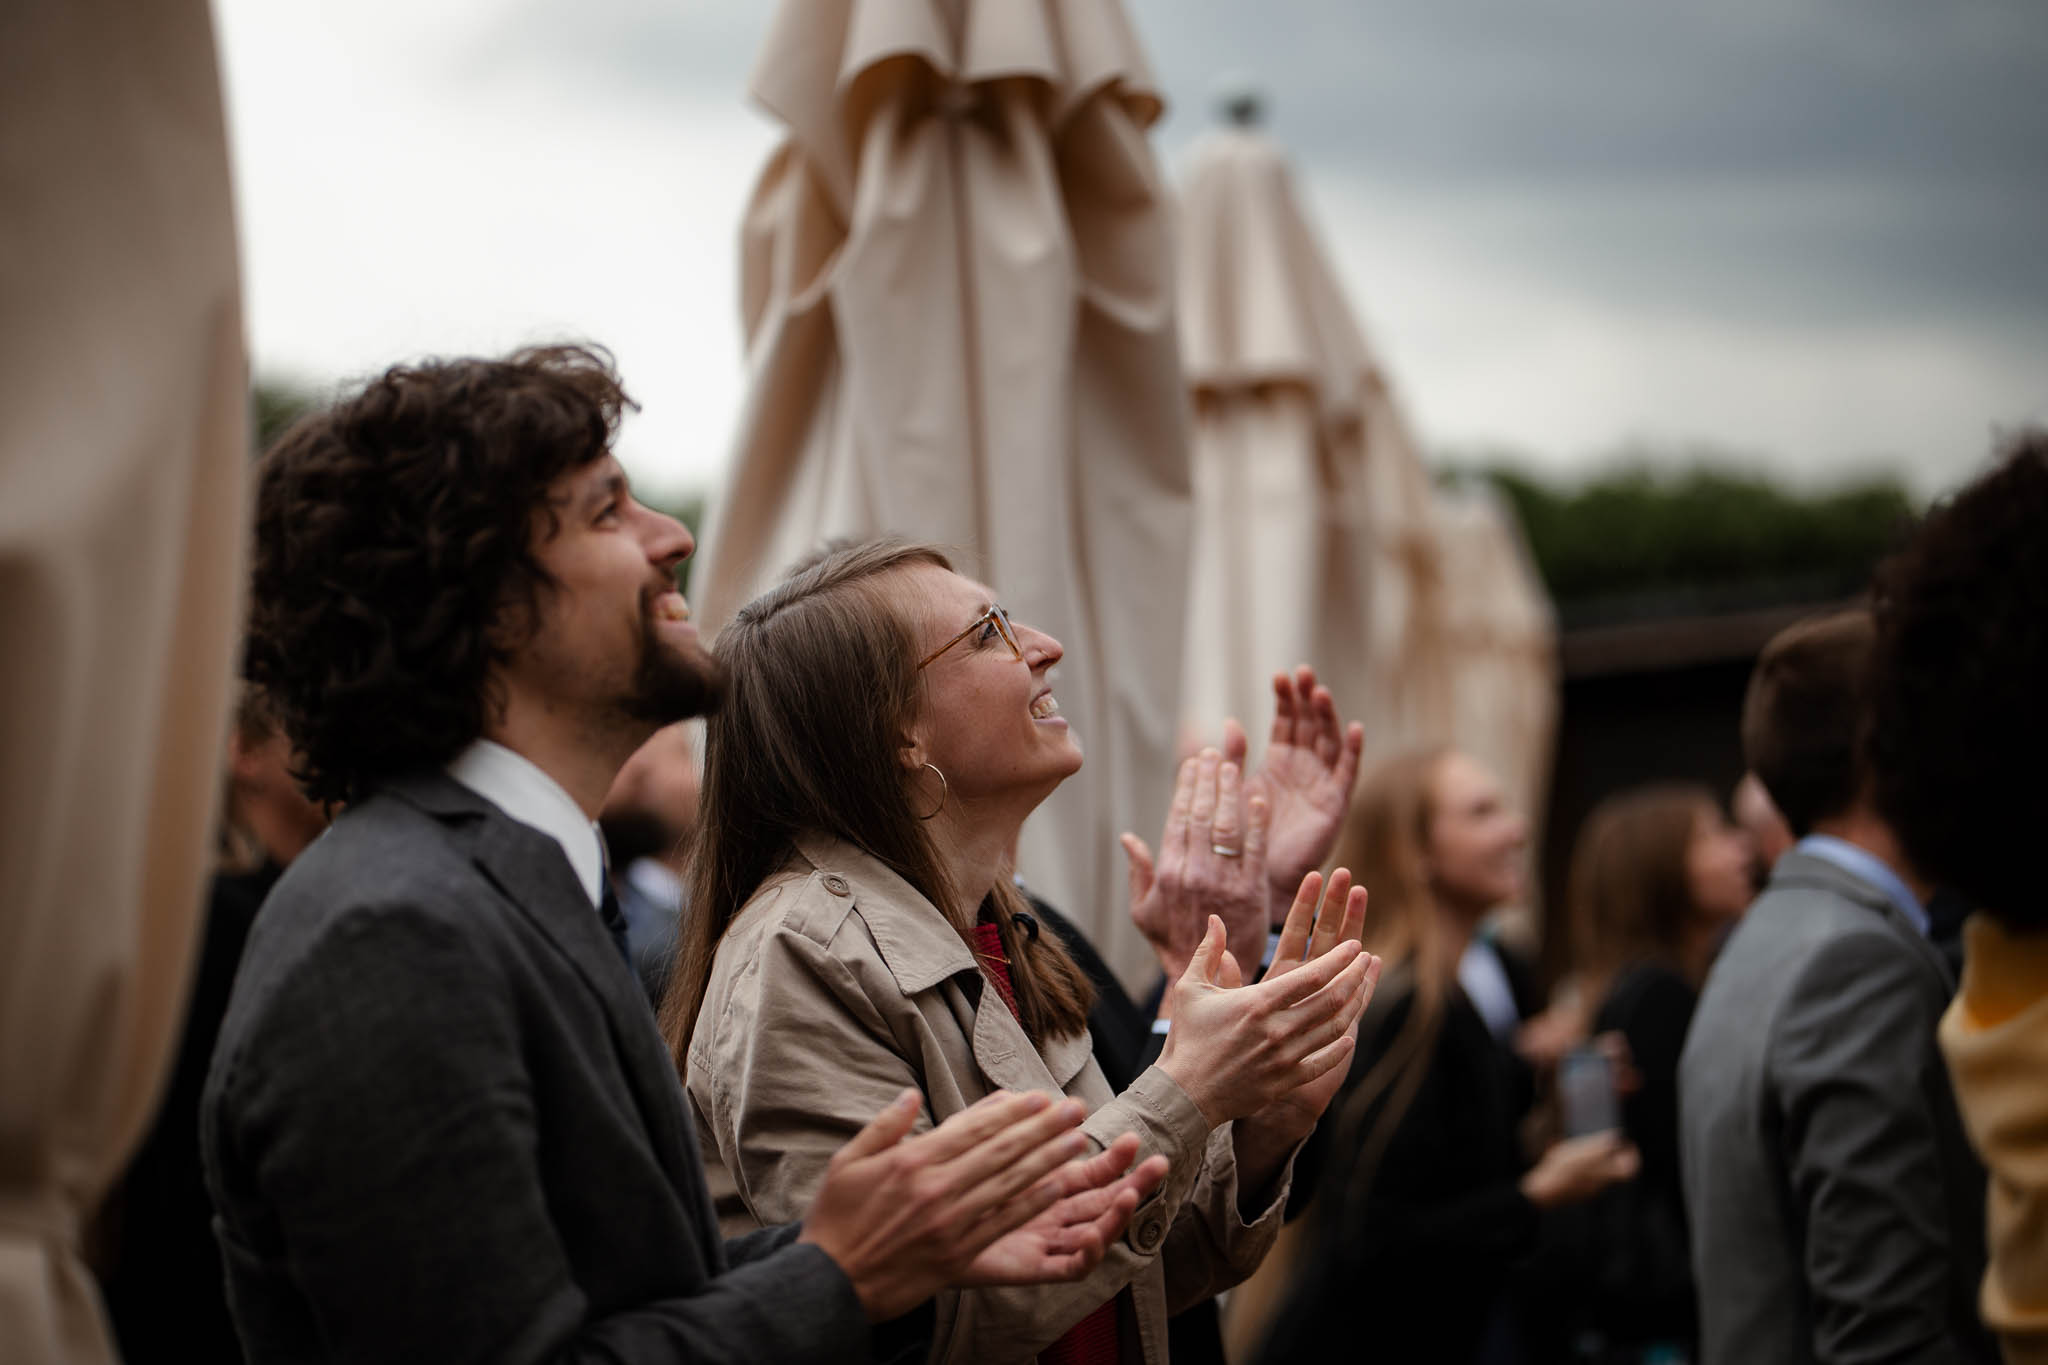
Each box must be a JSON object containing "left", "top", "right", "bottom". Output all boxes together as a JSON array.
[
  {"left": 694, "top": 0, "right": 1192, "bottom": 983},
  {"left": 0, "top": 3, "right": 248, "bottom": 1361}
]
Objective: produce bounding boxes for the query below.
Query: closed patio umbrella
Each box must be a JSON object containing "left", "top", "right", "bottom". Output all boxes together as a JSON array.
[
  {"left": 1176, "top": 98, "right": 1453, "bottom": 759},
  {"left": 691, "top": 0, "right": 1193, "bottom": 980}
]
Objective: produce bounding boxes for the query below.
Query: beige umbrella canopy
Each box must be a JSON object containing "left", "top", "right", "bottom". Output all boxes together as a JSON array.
[
  {"left": 1431, "top": 479, "right": 1560, "bottom": 894},
  {"left": 692, "top": 0, "right": 1193, "bottom": 980},
  {"left": 0, "top": 2, "right": 248, "bottom": 1359},
  {"left": 1175, "top": 102, "right": 1453, "bottom": 760}
]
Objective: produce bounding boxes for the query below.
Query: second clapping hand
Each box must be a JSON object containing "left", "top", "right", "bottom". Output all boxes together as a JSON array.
[
  {"left": 1233, "top": 868, "right": 1381, "bottom": 1152},
  {"left": 1155, "top": 899, "right": 1378, "bottom": 1129},
  {"left": 1225, "top": 665, "right": 1366, "bottom": 927}
]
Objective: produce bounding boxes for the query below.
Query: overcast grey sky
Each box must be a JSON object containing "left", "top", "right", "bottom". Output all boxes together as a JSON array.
[{"left": 217, "top": 0, "right": 2047, "bottom": 499}]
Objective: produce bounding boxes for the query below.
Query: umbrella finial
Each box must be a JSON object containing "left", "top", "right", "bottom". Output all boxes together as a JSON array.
[{"left": 1211, "top": 74, "right": 1266, "bottom": 128}]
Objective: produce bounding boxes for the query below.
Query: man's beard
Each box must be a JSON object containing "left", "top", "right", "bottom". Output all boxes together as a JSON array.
[{"left": 620, "top": 614, "right": 725, "bottom": 725}]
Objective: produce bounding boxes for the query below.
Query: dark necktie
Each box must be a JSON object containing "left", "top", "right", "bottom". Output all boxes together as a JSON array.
[{"left": 597, "top": 878, "right": 633, "bottom": 970}]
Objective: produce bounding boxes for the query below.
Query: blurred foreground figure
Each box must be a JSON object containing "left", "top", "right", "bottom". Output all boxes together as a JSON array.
[
  {"left": 1869, "top": 432, "right": 2048, "bottom": 1365},
  {"left": 1681, "top": 611, "right": 1993, "bottom": 1364},
  {"left": 206, "top": 347, "right": 1153, "bottom": 1363},
  {"left": 0, "top": 4, "right": 248, "bottom": 1361},
  {"left": 98, "top": 688, "right": 326, "bottom": 1363}
]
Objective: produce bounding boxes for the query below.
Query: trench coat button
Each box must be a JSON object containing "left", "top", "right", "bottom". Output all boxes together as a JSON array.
[
  {"left": 821, "top": 874, "right": 851, "bottom": 897},
  {"left": 1130, "top": 1207, "right": 1167, "bottom": 1254}
]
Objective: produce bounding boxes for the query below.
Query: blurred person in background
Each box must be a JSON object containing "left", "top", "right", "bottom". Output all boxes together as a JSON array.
[
  {"left": 1731, "top": 771, "right": 1794, "bottom": 887},
  {"left": 1256, "top": 748, "right": 1639, "bottom": 1365},
  {"left": 599, "top": 721, "right": 701, "bottom": 1007},
  {"left": 1869, "top": 431, "right": 2048, "bottom": 1365},
  {"left": 97, "top": 685, "right": 328, "bottom": 1362},
  {"left": 206, "top": 346, "right": 1159, "bottom": 1363},
  {"left": 666, "top": 538, "right": 1380, "bottom": 1364},
  {"left": 1680, "top": 609, "right": 1993, "bottom": 1365},
  {"left": 1524, "top": 782, "right": 1753, "bottom": 1363}
]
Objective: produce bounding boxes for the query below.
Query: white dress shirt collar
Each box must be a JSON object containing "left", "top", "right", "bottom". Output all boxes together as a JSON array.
[{"left": 446, "top": 738, "right": 605, "bottom": 908}]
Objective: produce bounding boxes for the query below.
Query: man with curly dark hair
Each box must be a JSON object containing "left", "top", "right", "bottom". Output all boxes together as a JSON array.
[
  {"left": 200, "top": 345, "right": 1160, "bottom": 1364},
  {"left": 1870, "top": 431, "right": 2048, "bottom": 1364}
]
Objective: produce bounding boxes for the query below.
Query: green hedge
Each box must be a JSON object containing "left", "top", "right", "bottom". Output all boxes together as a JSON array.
[{"left": 1468, "top": 461, "right": 1917, "bottom": 621}]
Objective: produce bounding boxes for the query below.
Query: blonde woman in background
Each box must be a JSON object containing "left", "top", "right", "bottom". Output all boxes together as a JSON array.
[{"left": 1253, "top": 749, "right": 1640, "bottom": 1365}]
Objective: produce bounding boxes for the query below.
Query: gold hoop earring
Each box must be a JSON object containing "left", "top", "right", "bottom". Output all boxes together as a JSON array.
[{"left": 915, "top": 762, "right": 949, "bottom": 820}]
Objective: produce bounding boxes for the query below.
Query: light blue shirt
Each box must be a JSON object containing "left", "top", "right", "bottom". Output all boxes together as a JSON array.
[
  {"left": 1458, "top": 938, "right": 1524, "bottom": 1044},
  {"left": 1794, "top": 834, "right": 1929, "bottom": 938}
]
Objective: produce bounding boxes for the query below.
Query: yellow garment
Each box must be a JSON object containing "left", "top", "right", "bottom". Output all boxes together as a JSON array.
[{"left": 1942, "top": 915, "right": 2048, "bottom": 1365}]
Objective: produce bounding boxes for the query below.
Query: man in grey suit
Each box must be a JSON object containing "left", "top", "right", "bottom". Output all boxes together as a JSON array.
[
  {"left": 202, "top": 346, "right": 1161, "bottom": 1364},
  {"left": 1680, "top": 609, "right": 1992, "bottom": 1365}
]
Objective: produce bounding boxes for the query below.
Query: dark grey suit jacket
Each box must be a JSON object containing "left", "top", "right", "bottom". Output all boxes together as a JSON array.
[
  {"left": 1679, "top": 849, "right": 1992, "bottom": 1365},
  {"left": 200, "top": 773, "right": 885, "bottom": 1364}
]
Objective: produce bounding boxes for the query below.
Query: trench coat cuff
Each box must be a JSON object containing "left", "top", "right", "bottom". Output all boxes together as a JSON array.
[
  {"left": 1213, "top": 1122, "right": 1299, "bottom": 1234},
  {"left": 1097, "top": 1065, "right": 1215, "bottom": 1256}
]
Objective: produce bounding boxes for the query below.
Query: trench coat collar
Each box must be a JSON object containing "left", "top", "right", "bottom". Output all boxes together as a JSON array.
[
  {"left": 791, "top": 832, "right": 979, "bottom": 991},
  {"left": 790, "top": 832, "right": 1095, "bottom": 1090}
]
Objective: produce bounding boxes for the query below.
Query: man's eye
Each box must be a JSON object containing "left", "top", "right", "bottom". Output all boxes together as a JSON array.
[{"left": 977, "top": 620, "right": 999, "bottom": 644}]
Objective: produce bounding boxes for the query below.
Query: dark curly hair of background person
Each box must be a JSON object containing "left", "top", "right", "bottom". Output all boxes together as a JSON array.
[
  {"left": 245, "top": 344, "right": 633, "bottom": 806},
  {"left": 1869, "top": 428, "right": 2048, "bottom": 931}
]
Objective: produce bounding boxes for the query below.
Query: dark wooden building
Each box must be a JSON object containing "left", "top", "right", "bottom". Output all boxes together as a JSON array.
[{"left": 1535, "top": 600, "right": 1849, "bottom": 981}]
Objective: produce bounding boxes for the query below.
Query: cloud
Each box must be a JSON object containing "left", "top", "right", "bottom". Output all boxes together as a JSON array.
[
  {"left": 216, "top": 0, "right": 2046, "bottom": 498},
  {"left": 217, "top": 0, "right": 776, "bottom": 500}
]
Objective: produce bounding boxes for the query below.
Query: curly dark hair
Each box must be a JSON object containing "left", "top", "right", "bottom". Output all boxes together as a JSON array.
[
  {"left": 1870, "top": 429, "right": 2048, "bottom": 930},
  {"left": 245, "top": 344, "right": 634, "bottom": 804}
]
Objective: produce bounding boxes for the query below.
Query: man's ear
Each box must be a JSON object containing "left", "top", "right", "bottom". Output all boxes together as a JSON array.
[{"left": 226, "top": 728, "right": 260, "bottom": 786}]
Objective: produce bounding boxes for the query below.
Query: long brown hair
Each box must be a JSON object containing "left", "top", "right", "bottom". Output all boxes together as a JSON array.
[
  {"left": 661, "top": 537, "right": 1094, "bottom": 1061},
  {"left": 1566, "top": 782, "right": 1716, "bottom": 1006},
  {"left": 1319, "top": 747, "right": 1458, "bottom": 1220}
]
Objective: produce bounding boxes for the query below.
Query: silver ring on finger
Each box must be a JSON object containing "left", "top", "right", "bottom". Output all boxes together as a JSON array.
[{"left": 1211, "top": 843, "right": 1243, "bottom": 858}]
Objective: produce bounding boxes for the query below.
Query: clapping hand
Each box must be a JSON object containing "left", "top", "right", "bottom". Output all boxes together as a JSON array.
[
  {"left": 1121, "top": 748, "right": 1272, "bottom": 980},
  {"left": 802, "top": 1090, "right": 1134, "bottom": 1321},
  {"left": 1235, "top": 868, "right": 1379, "bottom": 1147},
  {"left": 959, "top": 1134, "right": 1170, "bottom": 1285},
  {"left": 1157, "top": 911, "right": 1374, "bottom": 1127},
  {"left": 1224, "top": 667, "right": 1365, "bottom": 925}
]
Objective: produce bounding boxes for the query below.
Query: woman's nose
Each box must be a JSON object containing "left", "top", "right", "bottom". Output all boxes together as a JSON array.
[{"left": 1021, "top": 623, "right": 1062, "bottom": 668}]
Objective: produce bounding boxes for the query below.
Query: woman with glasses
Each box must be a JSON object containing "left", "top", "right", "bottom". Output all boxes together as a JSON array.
[{"left": 662, "top": 537, "right": 1379, "bottom": 1364}]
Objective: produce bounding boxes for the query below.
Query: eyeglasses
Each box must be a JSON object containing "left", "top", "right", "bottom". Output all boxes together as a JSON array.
[{"left": 917, "top": 602, "right": 1024, "bottom": 671}]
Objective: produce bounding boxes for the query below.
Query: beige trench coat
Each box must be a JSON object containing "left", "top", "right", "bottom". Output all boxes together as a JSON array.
[{"left": 686, "top": 834, "right": 1290, "bottom": 1363}]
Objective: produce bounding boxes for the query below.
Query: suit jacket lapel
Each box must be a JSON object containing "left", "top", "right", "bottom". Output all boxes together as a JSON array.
[{"left": 388, "top": 773, "right": 714, "bottom": 1258}]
